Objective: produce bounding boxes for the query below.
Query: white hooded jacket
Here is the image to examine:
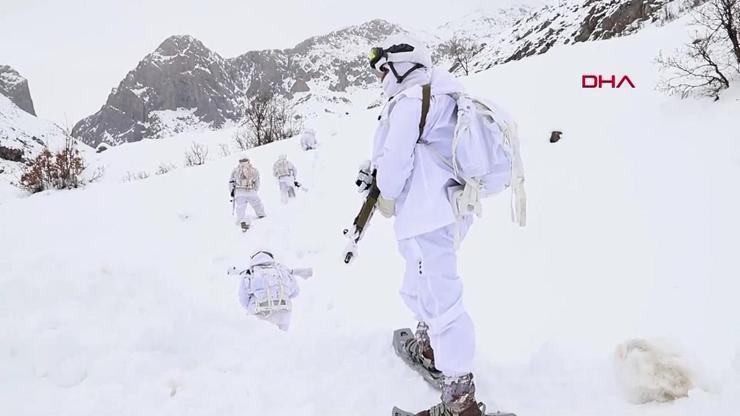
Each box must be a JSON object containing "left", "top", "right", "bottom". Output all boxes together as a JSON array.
[{"left": 372, "top": 65, "right": 466, "bottom": 240}]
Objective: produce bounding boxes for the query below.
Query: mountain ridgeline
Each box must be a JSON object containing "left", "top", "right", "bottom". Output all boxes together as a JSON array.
[{"left": 71, "top": 0, "right": 681, "bottom": 148}]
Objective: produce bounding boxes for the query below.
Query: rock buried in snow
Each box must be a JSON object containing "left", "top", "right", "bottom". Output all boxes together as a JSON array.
[
  {"left": 614, "top": 338, "right": 694, "bottom": 404},
  {"left": 549, "top": 131, "right": 563, "bottom": 143}
]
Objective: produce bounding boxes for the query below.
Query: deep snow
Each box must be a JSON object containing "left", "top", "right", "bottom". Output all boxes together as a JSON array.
[{"left": 1, "top": 14, "right": 739, "bottom": 416}]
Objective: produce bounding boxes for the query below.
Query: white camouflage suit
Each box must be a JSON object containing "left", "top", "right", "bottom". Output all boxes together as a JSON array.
[
  {"left": 300, "top": 130, "right": 318, "bottom": 150},
  {"left": 372, "top": 63, "right": 476, "bottom": 377},
  {"left": 230, "top": 160, "right": 266, "bottom": 226},
  {"left": 237, "top": 252, "right": 300, "bottom": 331},
  {"left": 273, "top": 156, "right": 298, "bottom": 204}
]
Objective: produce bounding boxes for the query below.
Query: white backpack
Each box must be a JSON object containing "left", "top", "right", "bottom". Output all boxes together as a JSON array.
[
  {"left": 417, "top": 84, "right": 526, "bottom": 227},
  {"left": 250, "top": 265, "right": 291, "bottom": 316},
  {"left": 274, "top": 159, "right": 293, "bottom": 178},
  {"left": 235, "top": 163, "right": 257, "bottom": 189}
]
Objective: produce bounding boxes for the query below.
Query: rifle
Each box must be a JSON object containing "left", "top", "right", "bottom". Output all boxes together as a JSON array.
[{"left": 342, "top": 168, "right": 379, "bottom": 264}]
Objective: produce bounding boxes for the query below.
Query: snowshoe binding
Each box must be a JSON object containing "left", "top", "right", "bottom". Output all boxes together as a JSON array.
[{"left": 393, "top": 323, "right": 444, "bottom": 389}]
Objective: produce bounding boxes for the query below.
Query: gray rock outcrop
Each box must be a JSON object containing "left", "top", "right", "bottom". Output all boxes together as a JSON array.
[{"left": 0, "top": 65, "right": 36, "bottom": 116}]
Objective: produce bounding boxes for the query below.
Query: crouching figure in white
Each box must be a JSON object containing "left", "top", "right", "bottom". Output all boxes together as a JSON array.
[
  {"left": 229, "top": 157, "right": 266, "bottom": 231},
  {"left": 232, "top": 251, "right": 313, "bottom": 331},
  {"left": 273, "top": 154, "right": 298, "bottom": 204}
]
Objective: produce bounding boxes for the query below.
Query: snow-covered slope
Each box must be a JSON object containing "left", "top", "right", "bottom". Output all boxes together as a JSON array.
[
  {"left": 1, "top": 14, "right": 739, "bottom": 416},
  {"left": 0, "top": 94, "right": 71, "bottom": 202}
]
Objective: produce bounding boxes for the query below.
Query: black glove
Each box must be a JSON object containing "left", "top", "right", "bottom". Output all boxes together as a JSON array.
[
  {"left": 355, "top": 161, "right": 374, "bottom": 193},
  {"left": 230, "top": 188, "right": 234, "bottom": 198}
]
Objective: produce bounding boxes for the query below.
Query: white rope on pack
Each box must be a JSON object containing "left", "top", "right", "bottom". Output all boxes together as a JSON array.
[{"left": 253, "top": 267, "right": 290, "bottom": 317}]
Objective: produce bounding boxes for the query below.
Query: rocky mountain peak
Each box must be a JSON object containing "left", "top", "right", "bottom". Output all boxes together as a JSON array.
[
  {"left": 152, "top": 34, "right": 220, "bottom": 63},
  {"left": 0, "top": 65, "right": 36, "bottom": 116}
]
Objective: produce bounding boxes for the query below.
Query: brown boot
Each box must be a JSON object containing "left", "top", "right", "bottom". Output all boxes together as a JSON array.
[
  {"left": 416, "top": 373, "right": 483, "bottom": 416},
  {"left": 403, "top": 322, "right": 437, "bottom": 369}
]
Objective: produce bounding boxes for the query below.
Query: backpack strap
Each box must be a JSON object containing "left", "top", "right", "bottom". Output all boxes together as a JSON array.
[{"left": 417, "top": 84, "right": 431, "bottom": 143}]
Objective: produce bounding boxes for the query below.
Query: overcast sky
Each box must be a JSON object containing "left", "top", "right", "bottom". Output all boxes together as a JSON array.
[{"left": 0, "top": 0, "right": 539, "bottom": 125}]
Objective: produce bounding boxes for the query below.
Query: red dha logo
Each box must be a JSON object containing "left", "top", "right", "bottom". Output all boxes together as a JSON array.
[{"left": 582, "top": 74, "right": 636, "bottom": 89}]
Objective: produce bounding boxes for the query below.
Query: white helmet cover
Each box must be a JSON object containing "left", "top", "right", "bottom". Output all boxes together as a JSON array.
[{"left": 370, "top": 33, "right": 433, "bottom": 71}]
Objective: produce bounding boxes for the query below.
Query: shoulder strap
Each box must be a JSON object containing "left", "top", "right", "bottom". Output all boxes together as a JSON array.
[{"left": 417, "top": 84, "right": 431, "bottom": 143}]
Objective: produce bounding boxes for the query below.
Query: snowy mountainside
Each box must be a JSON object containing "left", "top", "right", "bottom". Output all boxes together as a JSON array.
[
  {"left": 2, "top": 13, "right": 739, "bottom": 416},
  {"left": 467, "top": 0, "right": 684, "bottom": 71},
  {"left": 72, "top": 1, "right": 691, "bottom": 148}
]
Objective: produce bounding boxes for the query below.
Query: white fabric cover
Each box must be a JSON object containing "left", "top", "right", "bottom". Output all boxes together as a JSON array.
[{"left": 372, "top": 68, "right": 466, "bottom": 240}]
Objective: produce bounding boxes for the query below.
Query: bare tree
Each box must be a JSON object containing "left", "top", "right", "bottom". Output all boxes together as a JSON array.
[
  {"left": 443, "top": 36, "right": 482, "bottom": 75},
  {"left": 243, "top": 93, "right": 302, "bottom": 147},
  {"left": 244, "top": 94, "right": 272, "bottom": 147},
  {"left": 218, "top": 143, "right": 232, "bottom": 158},
  {"left": 233, "top": 128, "right": 250, "bottom": 151},
  {"left": 184, "top": 142, "right": 209, "bottom": 167},
  {"left": 697, "top": 0, "right": 740, "bottom": 64},
  {"left": 657, "top": 0, "right": 740, "bottom": 100}
]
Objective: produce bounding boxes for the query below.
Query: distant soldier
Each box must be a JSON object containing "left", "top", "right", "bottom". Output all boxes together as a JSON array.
[
  {"left": 229, "top": 157, "right": 266, "bottom": 231},
  {"left": 273, "top": 154, "right": 299, "bottom": 204}
]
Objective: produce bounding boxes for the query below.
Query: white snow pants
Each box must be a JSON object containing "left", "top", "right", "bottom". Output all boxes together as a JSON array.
[
  {"left": 258, "top": 310, "right": 292, "bottom": 332},
  {"left": 397, "top": 217, "right": 474, "bottom": 377},
  {"left": 278, "top": 176, "right": 296, "bottom": 204},
  {"left": 233, "top": 190, "right": 265, "bottom": 225}
]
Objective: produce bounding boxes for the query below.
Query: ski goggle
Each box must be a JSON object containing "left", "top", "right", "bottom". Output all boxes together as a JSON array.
[
  {"left": 368, "top": 43, "right": 415, "bottom": 71},
  {"left": 251, "top": 250, "right": 274, "bottom": 259}
]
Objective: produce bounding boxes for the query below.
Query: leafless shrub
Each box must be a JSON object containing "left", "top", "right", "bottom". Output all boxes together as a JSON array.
[
  {"left": 657, "top": 0, "right": 740, "bottom": 100},
  {"left": 155, "top": 163, "right": 177, "bottom": 176},
  {"left": 20, "top": 137, "right": 86, "bottom": 193},
  {"left": 86, "top": 166, "right": 105, "bottom": 183},
  {"left": 122, "top": 171, "right": 150, "bottom": 183},
  {"left": 218, "top": 143, "right": 232, "bottom": 158},
  {"left": 184, "top": 142, "right": 209, "bottom": 166}
]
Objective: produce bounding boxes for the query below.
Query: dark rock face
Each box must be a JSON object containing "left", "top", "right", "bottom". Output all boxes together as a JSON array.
[
  {"left": 0, "top": 65, "right": 36, "bottom": 116},
  {"left": 0, "top": 145, "right": 24, "bottom": 162},
  {"left": 290, "top": 79, "right": 311, "bottom": 93},
  {"left": 73, "top": 35, "right": 241, "bottom": 147},
  {"left": 502, "top": 0, "right": 670, "bottom": 64},
  {"left": 575, "top": 0, "right": 665, "bottom": 42}
]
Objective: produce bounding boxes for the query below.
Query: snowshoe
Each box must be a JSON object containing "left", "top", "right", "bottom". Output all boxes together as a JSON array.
[
  {"left": 391, "top": 402, "right": 515, "bottom": 416},
  {"left": 392, "top": 373, "right": 516, "bottom": 416},
  {"left": 393, "top": 327, "right": 444, "bottom": 389},
  {"left": 240, "top": 222, "right": 250, "bottom": 232}
]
